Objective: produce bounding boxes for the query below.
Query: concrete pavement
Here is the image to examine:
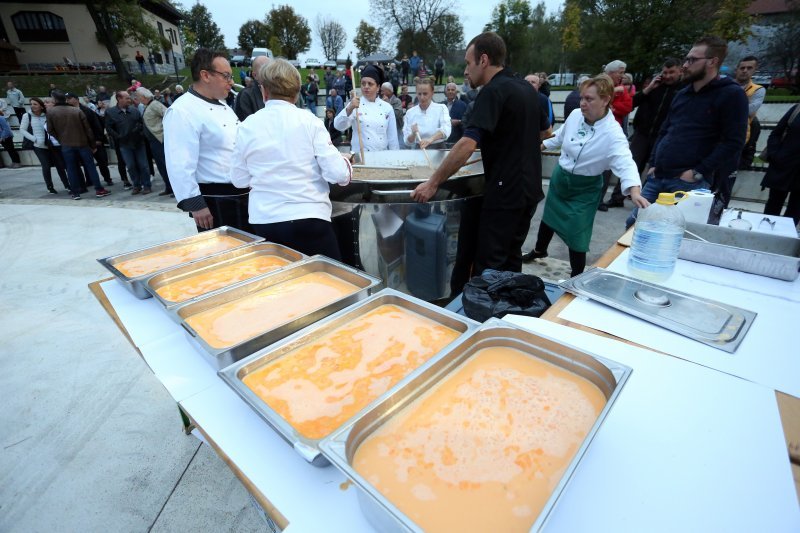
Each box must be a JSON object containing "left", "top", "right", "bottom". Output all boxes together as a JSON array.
[{"left": 0, "top": 163, "right": 776, "bottom": 531}]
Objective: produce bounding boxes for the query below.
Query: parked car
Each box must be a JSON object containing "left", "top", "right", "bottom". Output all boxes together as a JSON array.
[
  {"left": 288, "top": 58, "right": 301, "bottom": 68},
  {"left": 752, "top": 73, "right": 772, "bottom": 88},
  {"left": 771, "top": 74, "right": 797, "bottom": 89},
  {"left": 230, "top": 55, "right": 249, "bottom": 67},
  {"left": 305, "top": 58, "right": 321, "bottom": 68},
  {"left": 323, "top": 60, "right": 337, "bottom": 68},
  {"left": 251, "top": 47, "right": 274, "bottom": 63}
]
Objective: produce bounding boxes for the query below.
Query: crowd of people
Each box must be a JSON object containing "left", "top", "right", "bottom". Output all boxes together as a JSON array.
[{"left": 0, "top": 32, "right": 797, "bottom": 289}]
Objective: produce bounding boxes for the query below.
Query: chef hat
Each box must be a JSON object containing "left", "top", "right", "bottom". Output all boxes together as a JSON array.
[{"left": 361, "top": 65, "right": 385, "bottom": 86}]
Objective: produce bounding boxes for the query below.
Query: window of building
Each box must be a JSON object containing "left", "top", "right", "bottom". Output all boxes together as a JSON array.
[{"left": 11, "top": 11, "right": 68, "bottom": 42}]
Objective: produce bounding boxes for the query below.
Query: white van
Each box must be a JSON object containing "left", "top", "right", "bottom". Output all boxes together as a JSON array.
[
  {"left": 251, "top": 48, "right": 274, "bottom": 63},
  {"left": 547, "top": 72, "right": 585, "bottom": 86}
]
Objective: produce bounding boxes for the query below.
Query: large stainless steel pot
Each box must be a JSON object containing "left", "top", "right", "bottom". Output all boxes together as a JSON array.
[{"left": 331, "top": 150, "right": 485, "bottom": 302}]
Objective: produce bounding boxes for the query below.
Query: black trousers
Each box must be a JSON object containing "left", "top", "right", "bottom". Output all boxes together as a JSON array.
[
  {"left": 1, "top": 137, "right": 20, "bottom": 164},
  {"left": 93, "top": 145, "right": 111, "bottom": 182},
  {"left": 114, "top": 144, "right": 129, "bottom": 182},
  {"left": 196, "top": 183, "right": 251, "bottom": 233},
  {"left": 33, "top": 146, "right": 69, "bottom": 189},
  {"left": 252, "top": 218, "right": 341, "bottom": 260},
  {"left": 534, "top": 221, "right": 587, "bottom": 278},
  {"left": 764, "top": 189, "right": 800, "bottom": 225}
]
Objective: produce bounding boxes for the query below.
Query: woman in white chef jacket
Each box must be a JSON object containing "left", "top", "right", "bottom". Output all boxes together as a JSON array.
[
  {"left": 402, "top": 77, "right": 451, "bottom": 148},
  {"left": 334, "top": 65, "right": 399, "bottom": 154},
  {"left": 526, "top": 74, "right": 649, "bottom": 277},
  {"left": 230, "top": 58, "right": 352, "bottom": 259}
]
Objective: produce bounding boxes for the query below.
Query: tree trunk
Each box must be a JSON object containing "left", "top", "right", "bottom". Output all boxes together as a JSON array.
[{"left": 86, "top": 2, "right": 130, "bottom": 82}]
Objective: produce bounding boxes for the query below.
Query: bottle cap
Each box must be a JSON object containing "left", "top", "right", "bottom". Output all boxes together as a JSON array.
[{"left": 656, "top": 191, "right": 687, "bottom": 205}]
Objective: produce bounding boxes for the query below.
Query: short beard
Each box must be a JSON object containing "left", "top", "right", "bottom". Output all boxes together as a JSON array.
[{"left": 682, "top": 64, "right": 708, "bottom": 84}]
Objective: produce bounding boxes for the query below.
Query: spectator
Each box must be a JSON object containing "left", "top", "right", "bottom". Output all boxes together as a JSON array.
[
  {"left": 400, "top": 54, "right": 410, "bottom": 85},
  {"left": 418, "top": 59, "right": 428, "bottom": 78},
  {"left": 40, "top": 96, "right": 73, "bottom": 186},
  {"left": 324, "top": 66, "right": 336, "bottom": 96},
  {"left": 434, "top": 55, "right": 446, "bottom": 85},
  {"left": 537, "top": 72, "right": 551, "bottom": 97},
  {"left": 444, "top": 82, "right": 467, "bottom": 143},
  {"left": 761, "top": 104, "right": 800, "bottom": 224},
  {"left": 127, "top": 79, "right": 142, "bottom": 93},
  {"left": 48, "top": 83, "right": 58, "bottom": 97},
  {"left": 302, "top": 75, "right": 319, "bottom": 115},
  {"left": 735, "top": 55, "right": 766, "bottom": 170},
  {"left": 0, "top": 114, "right": 22, "bottom": 168},
  {"left": 409, "top": 51, "right": 421, "bottom": 79},
  {"left": 563, "top": 75, "right": 589, "bottom": 118},
  {"left": 96, "top": 85, "right": 110, "bottom": 102},
  {"left": 524, "top": 74, "right": 554, "bottom": 128},
  {"left": 135, "top": 50, "right": 146, "bottom": 74},
  {"left": 162, "top": 88, "right": 174, "bottom": 107},
  {"left": 105, "top": 90, "right": 150, "bottom": 194},
  {"left": 230, "top": 58, "right": 351, "bottom": 258},
  {"left": 20, "top": 97, "right": 70, "bottom": 193},
  {"left": 137, "top": 87, "right": 173, "bottom": 196},
  {"left": 398, "top": 84, "right": 412, "bottom": 110},
  {"left": 65, "top": 92, "right": 114, "bottom": 187},
  {"left": 5, "top": 81, "right": 25, "bottom": 123},
  {"left": 164, "top": 48, "right": 249, "bottom": 232},
  {"left": 402, "top": 77, "right": 450, "bottom": 148},
  {"left": 598, "top": 59, "right": 633, "bottom": 212},
  {"left": 526, "top": 75, "right": 648, "bottom": 275},
  {"left": 332, "top": 69, "right": 347, "bottom": 97},
  {"left": 324, "top": 108, "right": 342, "bottom": 145},
  {"left": 173, "top": 84, "right": 185, "bottom": 100},
  {"left": 381, "top": 82, "right": 404, "bottom": 146},
  {"left": 235, "top": 55, "right": 269, "bottom": 122},
  {"left": 626, "top": 35, "right": 748, "bottom": 228},
  {"left": 46, "top": 90, "right": 111, "bottom": 199},
  {"left": 148, "top": 51, "right": 157, "bottom": 75},
  {"left": 326, "top": 88, "right": 344, "bottom": 115},
  {"left": 85, "top": 84, "right": 98, "bottom": 103}
]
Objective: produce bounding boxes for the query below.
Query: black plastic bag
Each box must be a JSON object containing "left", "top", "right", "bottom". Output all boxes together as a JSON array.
[{"left": 462, "top": 269, "right": 551, "bottom": 322}]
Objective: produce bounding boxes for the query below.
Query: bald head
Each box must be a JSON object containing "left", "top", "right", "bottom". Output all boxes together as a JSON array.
[
  {"left": 524, "top": 74, "right": 540, "bottom": 90},
  {"left": 252, "top": 55, "right": 270, "bottom": 84}
]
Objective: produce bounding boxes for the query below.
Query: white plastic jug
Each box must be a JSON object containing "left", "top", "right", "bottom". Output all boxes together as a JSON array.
[{"left": 676, "top": 189, "right": 714, "bottom": 224}]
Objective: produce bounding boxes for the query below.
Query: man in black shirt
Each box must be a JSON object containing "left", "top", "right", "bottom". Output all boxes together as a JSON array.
[{"left": 412, "top": 32, "right": 547, "bottom": 295}]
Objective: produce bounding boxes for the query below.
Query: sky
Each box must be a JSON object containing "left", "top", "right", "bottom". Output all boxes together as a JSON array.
[{"left": 193, "top": 0, "right": 565, "bottom": 62}]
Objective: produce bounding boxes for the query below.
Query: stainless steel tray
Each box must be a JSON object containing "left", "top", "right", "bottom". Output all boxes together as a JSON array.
[
  {"left": 144, "top": 242, "right": 305, "bottom": 309},
  {"left": 97, "top": 226, "right": 263, "bottom": 298},
  {"left": 679, "top": 221, "right": 800, "bottom": 281},
  {"left": 560, "top": 268, "right": 756, "bottom": 353},
  {"left": 319, "top": 318, "right": 631, "bottom": 532},
  {"left": 219, "top": 288, "right": 478, "bottom": 466},
  {"left": 174, "top": 256, "right": 382, "bottom": 369}
]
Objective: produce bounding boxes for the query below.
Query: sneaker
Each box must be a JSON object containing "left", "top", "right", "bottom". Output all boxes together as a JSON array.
[
  {"left": 95, "top": 188, "right": 111, "bottom": 198},
  {"left": 122, "top": 182, "right": 133, "bottom": 191},
  {"left": 141, "top": 187, "right": 152, "bottom": 195},
  {"left": 48, "top": 187, "right": 58, "bottom": 194},
  {"left": 131, "top": 187, "right": 141, "bottom": 195},
  {"left": 71, "top": 194, "right": 81, "bottom": 200}
]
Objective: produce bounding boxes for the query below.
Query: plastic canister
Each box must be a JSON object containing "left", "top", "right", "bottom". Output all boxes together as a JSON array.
[
  {"left": 676, "top": 189, "right": 714, "bottom": 224},
  {"left": 628, "top": 192, "right": 687, "bottom": 282}
]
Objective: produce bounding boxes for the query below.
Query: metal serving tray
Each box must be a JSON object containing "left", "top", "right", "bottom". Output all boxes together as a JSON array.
[
  {"left": 319, "top": 318, "right": 631, "bottom": 532},
  {"left": 560, "top": 268, "right": 756, "bottom": 353},
  {"left": 97, "top": 226, "right": 263, "bottom": 298},
  {"left": 219, "top": 288, "right": 478, "bottom": 466},
  {"left": 144, "top": 242, "right": 305, "bottom": 309},
  {"left": 174, "top": 256, "right": 382, "bottom": 370},
  {"left": 679, "top": 221, "right": 800, "bottom": 281}
]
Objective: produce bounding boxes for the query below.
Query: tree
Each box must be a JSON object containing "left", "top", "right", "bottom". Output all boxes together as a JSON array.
[
  {"left": 429, "top": 13, "right": 464, "bottom": 58},
  {"left": 238, "top": 19, "right": 270, "bottom": 56},
  {"left": 354, "top": 20, "right": 382, "bottom": 58},
  {"left": 266, "top": 5, "right": 311, "bottom": 59},
  {"left": 86, "top": 0, "right": 162, "bottom": 81},
  {"left": 268, "top": 36, "right": 283, "bottom": 57},
  {"left": 316, "top": 16, "right": 347, "bottom": 61},
  {"left": 484, "top": 0, "right": 532, "bottom": 70},
  {"left": 712, "top": 0, "right": 754, "bottom": 43},
  {"left": 183, "top": 2, "right": 226, "bottom": 51},
  {"left": 370, "top": 0, "right": 457, "bottom": 52},
  {"left": 765, "top": 3, "right": 800, "bottom": 91}
]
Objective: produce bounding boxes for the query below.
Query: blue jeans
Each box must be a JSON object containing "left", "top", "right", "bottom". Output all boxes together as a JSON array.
[
  {"left": 306, "top": 96, "right": 317, "bottom": 115},
  {"left": 119, "top": 144, "right": 151, "bottom": 188},
  {"left": 61, "top": 146, "right": 101, "bottom": 194},
  {"left": 626, "top": 175, "right": 710, "bottom": 228}
]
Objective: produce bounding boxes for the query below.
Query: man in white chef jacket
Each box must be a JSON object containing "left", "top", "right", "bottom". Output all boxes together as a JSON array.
[{"left": 164, "top": 48, "right": 250, "bottom": 232}]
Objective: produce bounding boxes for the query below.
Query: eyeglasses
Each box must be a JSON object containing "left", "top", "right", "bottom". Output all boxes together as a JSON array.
[
  {"left": 205, "top": 69, "right": 233, "bottom": 82},
  {"left": 683, "top": 56, "right": 711, "bottom": 65}
]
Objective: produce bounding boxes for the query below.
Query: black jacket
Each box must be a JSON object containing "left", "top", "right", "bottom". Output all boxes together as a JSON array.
[
  {"left": 761, "top": 105, "right": 800, "bottom": 192},
  {"left": 78, "top": 103, "right": 106, "bottom": 143},
  {"left": 632, "top": 82, "right": 681, "bottom": 139},
  {"left": 234, "top": 83, "right": 264, "bottom": 122},
  {"left": 105, "top": 105, "right": 144, "bottom": 147}
]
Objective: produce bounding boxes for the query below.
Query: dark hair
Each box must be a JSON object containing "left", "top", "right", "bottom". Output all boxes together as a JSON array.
[
  {"left": 51, "top": 90, "right": 66, "bottom": 104},
  {"left": 663, "top": 57, "right": 681, "bottom": 69},
  {"left": 694, "top": 35, "right": 727, "bottom": 65},
  {"left": 29, "top": 96, "right": 45, "bottom": 111},
  {"left": 738, "top": 55, "right": 758, "bottom": 66},
  {"left": 191, "top": 48, "right": 228, "bottom": 82},
  {"left": 467, "top": 32, "right": 506, "bottom": 67}
]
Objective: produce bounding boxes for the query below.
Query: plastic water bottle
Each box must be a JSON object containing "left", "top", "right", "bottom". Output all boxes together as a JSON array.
[{"left": 628, "top": 192, "right": 686, "bottom": 282}]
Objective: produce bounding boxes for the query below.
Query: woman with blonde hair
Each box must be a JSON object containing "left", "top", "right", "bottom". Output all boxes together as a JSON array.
[
  {"left": 402, "top": 77, "right": 450, "bottom": 148},
  {"left": 525, "top": 74, "right": 649, "bottom": 276},
  {"left": 230, "top": 58, "right": 352, "bottom": 258}
]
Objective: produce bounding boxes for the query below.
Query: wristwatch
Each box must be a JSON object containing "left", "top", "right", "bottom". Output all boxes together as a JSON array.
[{"left": 691, "top": 170, "right": 703, "bottom": 183}]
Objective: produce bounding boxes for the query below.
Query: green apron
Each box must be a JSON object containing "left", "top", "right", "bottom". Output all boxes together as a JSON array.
[{"left": 541, "top": 164, "right": 603, "bottom": 253}]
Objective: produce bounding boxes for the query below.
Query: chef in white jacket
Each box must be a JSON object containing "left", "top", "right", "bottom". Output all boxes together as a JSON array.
[{"left": 334, "top": 65, "right": 399, "bottom": 154}]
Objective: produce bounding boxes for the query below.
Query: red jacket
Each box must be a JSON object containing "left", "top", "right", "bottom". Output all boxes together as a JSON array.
[{"left": 612, "top": 85, "right": 633, "bottom": 127}]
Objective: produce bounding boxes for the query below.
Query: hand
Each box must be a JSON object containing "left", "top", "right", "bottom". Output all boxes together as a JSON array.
[
  {"left": 347, "top": 93, "right": 360, "bottom": 113},
  {"left": 411, "top": 180, "right": 438, "bottom": 203},
  {"left": 419, "top": 137, "right": 432, "bottom": 149},
  {"left": 647, "top": 166, "right": 656, "bottom": 177},
  {"left": 630, "top": 192, "right": 650, "bottom": 209},
  {"left": 644, "top": 75, "right": 662, "bottom": 94},
  {"left": 614, "top": 85, "right": 624, "bottom": 93},
  {"left": 678, "top": 169, "right": 695, "bottom": 183},
  {"left": 411, "top": 123, "right": 419, "bottom": 134},
  {"left": 192, "top": 207, "right": 214, "bottom": 229}
]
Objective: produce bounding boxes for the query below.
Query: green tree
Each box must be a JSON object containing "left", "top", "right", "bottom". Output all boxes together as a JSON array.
[
  {"left": 86, "top": 0, "right": 162, "bottom": 81},
  {"left": 238, "top": 19, "right": 270, "bottom": 56},
  {"left": 354, "top": 20, "right": 382, "bottom": 58},
  {"left": 765, "top": 2, "right": 800, "bottom": 91},
  {"left": 268, "top": 36, "right": 283, "bottom": 57},
  {"left": 526, "top": 2, "right": 562, "bottom": 73},
  {"left": 484, "top": 0, "right": 532, "bottom": 70},
  {"left": 370, "top": 0, "right": 457, "bottom": 53},
  {"left": 266, "top": 5, "right": 311, "bottom": 59},
  {"left": 429, "top": 13, "right": 464, "bottom": 58},
  {"left": 183, "top": 2, "right": 226, "bottom": 51},
  {"left": 712, "top": 0, "right": 754, "bottom": 43},
  {"left": 316, "top": 15, "right": 347, "bottom": 61}
]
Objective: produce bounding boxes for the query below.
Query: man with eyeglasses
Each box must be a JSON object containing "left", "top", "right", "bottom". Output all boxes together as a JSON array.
[
  {"left": 164, "top": 48, "right": 251, "bottom": 232},
  {"left": 626, "top": 35, "right": 748, "bottom": 228}
]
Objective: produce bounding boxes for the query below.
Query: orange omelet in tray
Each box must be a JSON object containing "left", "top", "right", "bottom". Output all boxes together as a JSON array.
[{"left": 115, "top": 235, "right": 243, "bottom": 277}]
